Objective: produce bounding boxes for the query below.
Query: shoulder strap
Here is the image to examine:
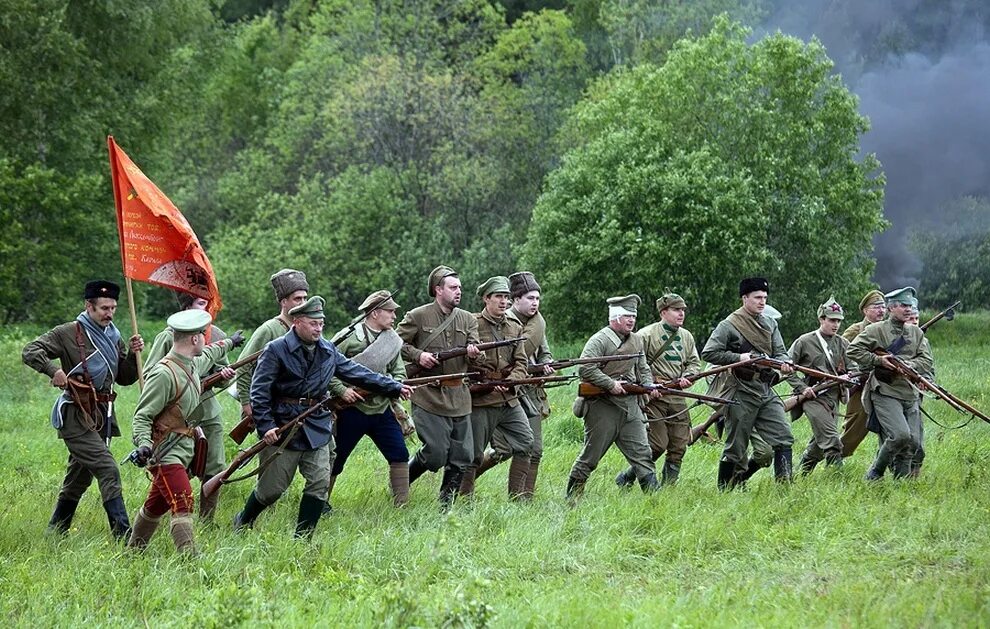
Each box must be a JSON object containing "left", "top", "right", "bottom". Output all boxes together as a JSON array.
[
  {"left": 422, "top": 310, "right": 457, "bottom": 349},
  {"left": 74, "top": 322, "right": 92, "bottom": 384},
  {"left": 160, "top": 358, "right": 196, "bottom": 405}
]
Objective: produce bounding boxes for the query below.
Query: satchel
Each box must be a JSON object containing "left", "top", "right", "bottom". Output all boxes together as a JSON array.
[{"left": 187, "top": 427, "right": 208, "bottom": 480}]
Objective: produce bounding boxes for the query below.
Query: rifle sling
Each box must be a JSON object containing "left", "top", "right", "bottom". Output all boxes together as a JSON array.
[{"left": 421, "top": 311, "right": 458, "bottom": 353}]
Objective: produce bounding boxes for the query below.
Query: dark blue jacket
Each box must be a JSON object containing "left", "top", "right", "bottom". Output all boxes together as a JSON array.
[{"left": 251, "top": 329, "right": 402, "bottom": 450}]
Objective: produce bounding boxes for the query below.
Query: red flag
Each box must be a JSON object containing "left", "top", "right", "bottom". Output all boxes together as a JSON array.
[{"left": 108, "top": 136, "right": 222, "bottom": 320}]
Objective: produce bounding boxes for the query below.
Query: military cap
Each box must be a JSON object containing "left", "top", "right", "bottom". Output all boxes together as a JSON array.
[
  {"left": 508, "top": 271, "right": 541, "bottom": 298},
  {"left": 884, "top": 286, "right": 917, "bottom": 306},
  {"left": 656, "top": 292, "right": 687, "bottom": 312},
  {"left": 289, "top": 295, "right": 326, "bottom": 320},
  {"left": 270, "top": 269, "right": 309, "bottom": 302},
  {"left": 84, "top": 280, "right": 120, "bottom": 301},
  {"left": 477, "top": 276, "right": 510, "bottom": 298},
  {"left": 359, "top": 289, "right": 399, "bottom": 312},
  {"left": 606, "top": 294, "right": 641, "bottom": 317},
  {"left": 858, "top": 289, "right": 885, "bottom": 312},
  {"left": 427, "top": 265, "right": 458, "bottom": 298},
  {"left": 817, "top": 295, "right": 845, "bottom": 320},
  {"left": 739, "top": 277, "right": 769, "bottom": 296},
  {"left": 167, "top": 309, "right": 212, "bottom": 333},
  {"left": 763, "top": 304, "right": 782, "bottom": 321}
]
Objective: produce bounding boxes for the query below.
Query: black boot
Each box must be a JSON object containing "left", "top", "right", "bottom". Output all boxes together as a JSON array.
[
  {"left": 322, "top": 474, "right": 337, "bottom": 516},
  {"left": 638, "top": 472, "right": 661, "bottom": 493},
  {"left": 48, "top": 498, "right": 79, "bottom": 534},
  {"left": 103, "top": 496, "right": 131, "bottom": 540},
  {"left": 233, "top": 490, "right": 268, "bottom": 530},
  {"left": 565, "top": 476, "right": 586, "bottom": 502},
  {"left": 614, "top": 467, "right": 636, "bottom": 489},
  {"left": 773, "top": 447, "right": 793, "bottom": 483},
  {"left": 438, "top": 467, "right": 464, "bottom": 512},
  {"left": 408, "top": 456, "right": 428, "bottom": 486},
  {"left": 735, "top": 458, "right": 764, "bottom": 485},
  {"left": 717, "top": 460, "right": 736, "bottom": 491},
  {"left": 798, "top": 454, "right": 820, "bottom": 476},
  {"left": 824, "top": 453, "right": 843, "bottom": 469},
  {"left": 294, "top": 494, "right": 324, "bottom": 539},
  {"left": 661, "top": 461, "right": 680, "bottom": 486}
]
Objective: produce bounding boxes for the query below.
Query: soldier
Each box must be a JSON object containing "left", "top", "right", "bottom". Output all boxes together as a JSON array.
[
  {"left": 786, "top": 296, "right": 852, "bottom": 474},
  {"left": 127, "top": 310, "right": 238, "bottom": 554},
  {"left": 397, "top": 265, "right": 484, "bottom": 510},
  {"left": 459, "top": 276, "right": 534, "bottom": 499},
  {"left": 144, "top": 292, "right": 237, "bottom": 521},
  {"left": 701, "top": 277, "right": 796, "bottom": 489},
  {"left": 235, "top": 269, "right": 309, "bottom": 435},
  {"left": 848, "top": 287, "right": 933, "bottom": 480},
  {"left": 473, "top": 271, "right": 553, "bottom": 500},
  {"left": 839, "top": 289, "right": 887, "bottom": 458},
  {"left": 904, "top": 298, "right": 930, "bottom": 477},
  {"left": 22, "top": 280, "right": 144, "bottom": 539},
  {"left": 233, "top": 296, "right": 411, "bottom": 537},
  {"left": 615, "top": 292, "right": 700, "bottom": 487},
  {"left": 327, "top": 290, "right": 412, "bottom": 507},
  {"left": 566, "top": 295, "right": 660, "bottom": 499}
]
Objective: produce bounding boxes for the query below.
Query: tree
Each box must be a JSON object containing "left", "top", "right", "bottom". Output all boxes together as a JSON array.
[{"left": 524, "top": 17, "right": 886, "bottom": 340}]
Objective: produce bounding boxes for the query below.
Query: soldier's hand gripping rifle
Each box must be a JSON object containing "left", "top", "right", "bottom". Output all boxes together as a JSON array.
[
  {"left": 654, "top": 357, "right": 764, "bottom": 389},
  {"left": 872, "top": 349, "right": 990, "bottom": 423},
  {"left": 577, "top": 381, "right": 737, "bottom": 406},
  {"left": 405, "top": 337, "right": 526, "bottom": 378},
  {"left": 752, "top": 355, "right": 853, "bottom": 387},
  {"left": 783, "top": 371, "right": 864, "bottom": 416},
  {"left": 526, "top": 353, "right": 645, "bottom": 375}
]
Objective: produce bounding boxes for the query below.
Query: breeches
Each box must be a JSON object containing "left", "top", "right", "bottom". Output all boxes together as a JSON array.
[
  {"left": 255, "top": 443, "right": 333, "bottom": 504},
  {"left": 143, "top": 464, "right": 194, "bottom": 517},
  {"left": 569, "top": 399, "right": 654, "bottom": 482},
  {"left": 468, "top": 404, "right": 533, "bottom": 464},
  {"left": 332, "top": 406, "right": 409, "bottom": 475},
  {"left": 410, "top": 405, "right": 472, "bottom": 472}
]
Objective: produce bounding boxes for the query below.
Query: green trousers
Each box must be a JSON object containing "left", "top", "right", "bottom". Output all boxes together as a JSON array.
[
  {"left": 569, "top": 398, "right": 655, "bottom": 483},
  {"left": 722, "top": 385, "right": 793, "bottom": 476},
  {"left": 469, "top": 405, "right": 533, "bottom": 465}
]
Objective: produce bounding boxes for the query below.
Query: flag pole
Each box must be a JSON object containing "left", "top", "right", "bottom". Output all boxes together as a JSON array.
[
  {"left": 126, "top": 277, "right": 144, "bottom": 388},
  {"left": 110, "top": 136, "right": 144, "bottom": 388}
]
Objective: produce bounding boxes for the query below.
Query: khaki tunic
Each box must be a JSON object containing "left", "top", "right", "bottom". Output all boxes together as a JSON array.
[
  {"left": 235, "top": 316, "right": 290, "bottom": 407},
  {"left": 638, "top": 321, "right": 701, "bottom": 412},
  {"left": 509, "top": 308, "right": 553, "bottom": 420},
  {"left": 472, "top": 311, "right": 529, "bottom": 408},
  {"left": 329, "top": 323, "right": 406, "bottom": 415},
  {"left": 146, "top": 324, "right": 229, "bottom": 423}
]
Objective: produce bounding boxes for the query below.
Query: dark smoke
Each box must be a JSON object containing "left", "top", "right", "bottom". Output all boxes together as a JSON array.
[{"left": 759, "top": 0, "right": 990, "bottom": 289}]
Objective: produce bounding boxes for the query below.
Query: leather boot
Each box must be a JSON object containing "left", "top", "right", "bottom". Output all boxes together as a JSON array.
[
  {"left": 126, "top": 507, "right": 161, "bottom": 550},
  {"left": 824, "top": 453, "right": 843, "bottom": 469},
  {"left": 661, "top": 461, "right": 680, "bottom": 486},
  {"left": 233, "top": 490, "right": 268, "bottom": 531},
  {"left": 48, "top": 498, "right": 78, "bottom": 535},
  {"left": 864, "top": 465, "right": 884, "bottom": 481},
  {"left": 638, "top": 472, "right": 661, "bottom": 493},
  {"left": 408, "top": 456, "right": 428, "bottom": 485},
  {"left": 458, "top": 467, "right": 477, "bottom": 497},
  {"left": 295, "top": 494, "right": 324, "bottom": 539},
  {"left": 199, "top": 477, "right": 221, "bottom": 522},
  {"left": 614, "top": 466, "right": 636, "bottom": 488},
  {"left": 798, "top": 454, "right": 819, "bottom": 476},
  {"left": 389, "top": 462, "right": 410, "bottom": 506},
  {"left": 565, "top": 476, "right": 585, "bottom": 503},
  {"left": 103, "top": 496, "right": 132, "bottom": 540},
  {"left": 439, "top": 467, "right": 463, "bottom": 513},
  {"left": 323, "top": 474, "right": 337, "bottom": 515},
  {"left": 521, "top": 455, "right": 540, "bottom": 500},
  {"left": 773, "top": 447, "right": 793, "bottom": 483},
  {"left": 473, "top": 449, "right": 503, "bottom": 480},
  {"left": 717, "top": 460, "right": 736, "bottom": 491},
  {"left": 507, "top": 455, "right": 531, "bottom": 500},
  {"left": 170, "top": 514, "right": 197, "bottom": 555},
  {"left": 735, "top": 458, "right": 764, "bottom": 485}
]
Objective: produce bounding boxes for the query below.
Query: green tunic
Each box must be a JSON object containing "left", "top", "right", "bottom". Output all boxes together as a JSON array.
[
  {"left": 146, "top": 324, "right": 229, "bottom": 422},
  {"left": 578, "top": 326, "right": 652, "bottom": 421},
  {"left": 508, "top": 308, "right": 552, "bottom": 419},
  {"left": 328, "top": 323, "right": 406, "bottom": 415},
  {"left": 786, "top": 330, "right": 849, "bottom": 405},
  {"left": 638, "top": 321, "right": 701, "bottom": 404},
  {"left": 235, "top": 316, "right": 290, "bottom": 407},
  {"left": 472, "top": 310, "right": 529, "bottom": 408},
  {"left": 847, "top": 318, "right": 934, "bottom": 403}
]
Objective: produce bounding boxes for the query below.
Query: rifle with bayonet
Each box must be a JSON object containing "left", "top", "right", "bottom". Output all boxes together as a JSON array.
[
  {"left": 872, "top": 349, "right": 990, "bottom": 424},
  {"left": 921, "top": 300, "right": 960, "bottom": 332},
  {"left": 525, "top": 353, "right": 644, "bottom": 375},
  {"left": 577, "top": 381, "right": 737, "bottom": 406},
  {"left": 329, "top": 289, "right": 399, "bottom": 346},
  {"left": 405, "top": 337, "right": 525, "bottom": 378}
]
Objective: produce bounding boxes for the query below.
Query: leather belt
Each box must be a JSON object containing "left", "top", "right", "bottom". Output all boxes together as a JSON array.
[{"left": 276, "top": 396, "right": 323, "bottom": 407}]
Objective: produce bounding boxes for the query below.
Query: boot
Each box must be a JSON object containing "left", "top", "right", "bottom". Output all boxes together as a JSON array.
[
  {"left": 638, "top": 472, "right": 661, "bottom": 493},
  {"left": 614, "top": 467, "right": 636, "bottom": 489},
  {"left": 408, "top": 456, "right": 428, "bottom": 485},
  {"left": 104, "top": 496, "right": 132, "bottom": 540},
  {"left": 169, "top": 514, "right": 197, "bottom": 555},
  {"left": 233, "top": 490, "right": 268, "bottom": 531},
  {"left": 126, "top": 508, "right": 161, "bottom": 550},
  {"left": 824, "top": 453, "right": 843, "bottom": 469},
  {"left": 798, "top": 454, "right": 820, "bottom": 476},
  {"left": 773, "top": 447, "right": 793, "bottom": 483},
  {"left": 199, "top": 478, "right": 221, "bottom": 522},
  {"left": 521, "top": 455, "right": 540, "bottom": 500},
  {"left": 473, "top": 449, "right": 503, "bottom": 480},
  {"left": 322, "top": 474, "right": 337, "bottom": 515},
  {"left": 48, "top": 498, "right": 78, "bottom": 535},
  {"left": 565, "top": 476, "right": 585, "bottom": 503},
  {"left": 507, "top": 455, "right": 530, "bottom": 500},
  {"left": 864, "top": 465, "right": 884, "bottom": 481},
  {"left": 439, "top": 467, "right": 464, "bottom": 513},
  {"left": 389, "top": 462, "right": 410, "bottom": 506},
  {"left": 661, "top": 460, "right": 680, "bottom": 486},
  {"left": 717, "top": 460, "right": 736, "bottom": 491},
  {"left": 295, "top": 494, "right": 324, "bottom": 539},
  {"left": 735, "top": 458, "right": 764, "bottom": 485},
  {"left": 458, "top": 467, "right": 477, "bottom": 497}
]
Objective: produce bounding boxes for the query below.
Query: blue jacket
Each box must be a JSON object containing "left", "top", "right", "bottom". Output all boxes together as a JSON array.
[{"left": 251, "top": 329, "right": 403, "bottom": 450}]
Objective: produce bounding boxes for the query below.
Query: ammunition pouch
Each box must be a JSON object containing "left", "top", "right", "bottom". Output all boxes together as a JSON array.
[
  {"left": 874, "top": 367, "right": 896, "bottom": 384},
  {"left": 151, "top": 403, "right": 190, "bottom": 448},
  {"left": 187, "top": 427, "right": 208, "bottom": 481},
  {"left": 66, "top": 377, "right": 99, "bottom": 421}
]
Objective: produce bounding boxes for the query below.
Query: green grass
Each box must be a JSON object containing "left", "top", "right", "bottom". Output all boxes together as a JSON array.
[{"left": 2, "top": 315, "right": 990, "bottom": 627}]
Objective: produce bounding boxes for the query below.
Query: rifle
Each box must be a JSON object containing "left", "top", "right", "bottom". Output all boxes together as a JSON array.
[
  {"left": 329, "top": 289, "right": 398, "bottom": 346},
  {"left": 577, "top": 381, "right": 737, "bottom": 406},
  {"left": 200, "top": 349, "right": 263, "bottom": 392},
  {"left": 405, "top": 337, "right": 525, "bottom": 378},
  {"left": 782, "top": 372, "right": 864, "bottom": 416},
  {"left": 920, "top": 300, "right": 960, "bottom": 332},
  {"left": 655, "top": 357, "right": 763, "bottom": 389},
  {"left": 753, "top": 356, "right": 852, "bottom": 386},
  {"left": 203, "top": 396, "right": 334, "bottom": 498},
  {"left": 689, "top": 408, "right": 723, "bottom": 445},
  {"left": 526, "top": 353, "right": 644, "bottom": 375},
  {"left": 872, "top": 350, "right": 989, "bottom": 422},
  {"left": 470, "top": 374, "right": 576, "bottom": 395}
]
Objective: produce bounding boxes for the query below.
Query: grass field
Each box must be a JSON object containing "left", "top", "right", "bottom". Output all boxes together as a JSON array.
[{"left": 1, "top": 313, "right": 989, "bottom": 627}]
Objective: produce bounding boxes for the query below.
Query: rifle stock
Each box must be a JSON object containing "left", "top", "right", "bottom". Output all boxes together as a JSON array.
[
  {"left": 405, "top": 337, "right": 524, "bottom": 378},
  {"left": 689, "top": 408, "right": 723, "bottom": 445},
  {"left": 470, "top": 374, "right": 576, "bottom": 395}
]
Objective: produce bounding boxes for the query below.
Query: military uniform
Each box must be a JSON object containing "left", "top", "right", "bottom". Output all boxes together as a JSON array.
[
  {"left": 461, "top": 277, "right": 534, "bottom": 499},
  {"left": 701, "top": 278, "right": 794, "bottom": 488},
  {"left": 567, "top": 295, "right": 659, "bottom": 497},
  {"left": 396, "top": 265, "right": 484, "bottom": 507},
  {"left": 848, "top": 287, "right": 934, "bottom": 479},
  {"left": 327, "top": 290, "right": 411, "bottom": 506},
  {"left": 786, "top": 297, "right": 850, "bottom": 473},
  {"left": 234, "top": 296, "right": 404, "bottom": 537},
  {"left": 839, "top": 290, "right": 885, "bottom": 457},
  {"left": 21, "top": 280, "right": 140, "bottom": 538},
  {"left": 127, "top": 310, "right": 234, "bottom": 553}
]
